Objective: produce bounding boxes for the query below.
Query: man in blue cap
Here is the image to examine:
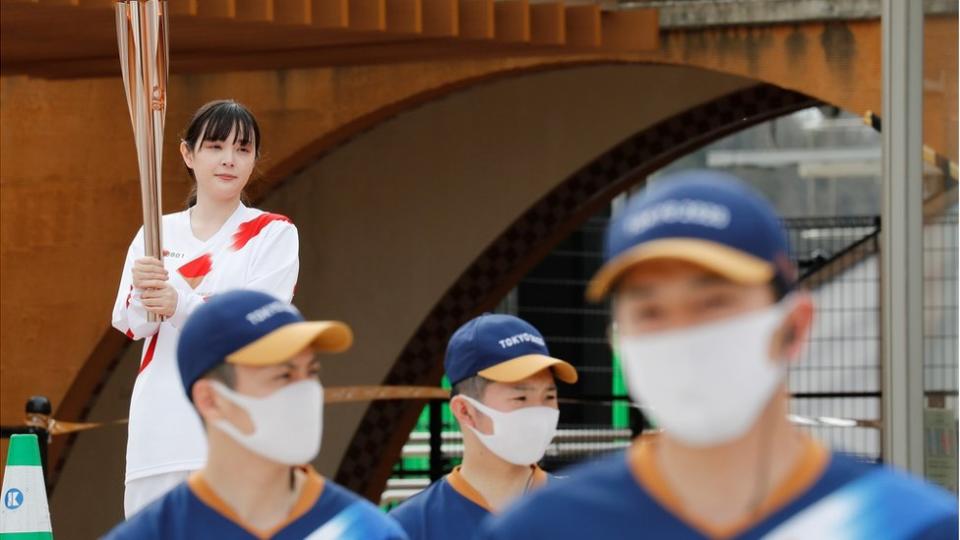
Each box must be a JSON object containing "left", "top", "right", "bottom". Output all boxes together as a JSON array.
[
  {"left": 389, "top": 313, "right": 578, "bottom": 539},
  {"left": 104, "top": 290, "right": 408, "bottom": 539},
  {"left": 480, "top": 170, "right": 957, "bottom": 539}
]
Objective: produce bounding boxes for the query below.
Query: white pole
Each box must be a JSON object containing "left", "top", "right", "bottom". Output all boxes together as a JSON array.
[{"left": 881, "top": 0, "right": 925, "bottom": 474}]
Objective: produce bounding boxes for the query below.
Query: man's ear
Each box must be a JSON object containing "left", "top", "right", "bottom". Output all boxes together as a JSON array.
[
  {"left": 774, "top": 293, "right": 814, "bottom": 362},
  {"left": 192, "top": 379, "right": 223, "bottom": 422},
  {"left": 449, "top": 396, "right": 477, "bottom": 430}
]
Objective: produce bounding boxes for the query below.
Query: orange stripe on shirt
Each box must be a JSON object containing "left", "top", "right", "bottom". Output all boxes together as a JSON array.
[
  {"left": 628, "top": 433, "right": 829, "bottom": 539},
  {"left": 446, "top": 465, "right": 549, "bottom": 513},
  {"left": 446, "top": 466, "right": 493, "bottom": 512},
  {"left": 187, "top": 466, "right": 325, "bottom": 540}
]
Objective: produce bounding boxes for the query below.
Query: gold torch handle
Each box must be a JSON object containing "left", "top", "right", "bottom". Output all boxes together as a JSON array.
[{"left": 117, "top": 1, "right": 169, "bottom": 323}]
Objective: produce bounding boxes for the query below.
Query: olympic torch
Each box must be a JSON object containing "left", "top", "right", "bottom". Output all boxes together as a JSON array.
[{"left": 116, "top": 0, "right": 169, "bottom": 322}]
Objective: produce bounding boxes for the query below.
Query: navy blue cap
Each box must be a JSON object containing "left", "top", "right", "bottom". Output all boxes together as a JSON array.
[
  {"left": 587, "top": 169, "right": 795, "bottom": 300},
  {"left": 444, "top": 313, "right": 578, "bottom": 387},
  {"left": 177, "top": 290, "right": 353, "bottom": 400}
]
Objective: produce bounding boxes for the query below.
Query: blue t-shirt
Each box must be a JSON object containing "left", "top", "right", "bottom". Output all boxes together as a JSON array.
[
  {"left": 390, "top": 466, "right": 548, "bottom": 540},
  {"left": 103, "top": 469, "right": 408, "bottom": 539},
  {"left": 478, "top": 440, "right": 958, "bottom": 540}
]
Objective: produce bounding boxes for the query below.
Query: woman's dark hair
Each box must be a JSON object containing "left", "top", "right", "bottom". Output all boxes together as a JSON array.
[{"left": 182, "top": 100, "right": 261, "bottom": 207}]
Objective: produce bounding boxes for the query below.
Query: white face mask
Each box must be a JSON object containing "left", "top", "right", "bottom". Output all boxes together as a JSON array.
[
  {"left": 617, "top": 302, "right": 790, "bottom": 447},
  {"left": 211, "top": 379, "right": 323, "bottom": 465},
  {"left": 458, "top": 395, "right": 559, "bottom": 466}
]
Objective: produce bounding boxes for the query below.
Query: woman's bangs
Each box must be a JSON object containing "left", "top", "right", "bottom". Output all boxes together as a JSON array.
[{"left": 196, "top": 105, "right": 257, "bottom": 148}]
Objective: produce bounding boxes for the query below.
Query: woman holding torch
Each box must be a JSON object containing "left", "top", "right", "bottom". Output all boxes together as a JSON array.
[{"left": 112, "top": 100, "right": 300, "bottom": 518}]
